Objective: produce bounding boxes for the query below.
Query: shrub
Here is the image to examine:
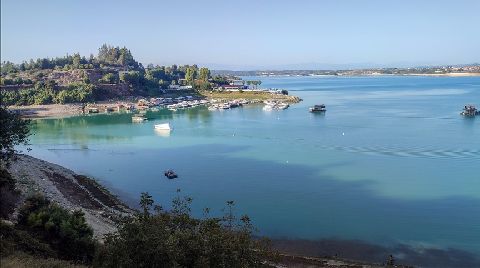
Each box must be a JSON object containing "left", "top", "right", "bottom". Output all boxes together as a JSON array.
[
  {"left": 0, "top": 221, "right": 56, "bottom": 259},
  {"left": 0, "top": 90, "right": 21, "bottom": 106},
  {"left": 99, "top": 73, "right": 117, "bottom": 84},
  {"left": 53, "top": 83, "right": 95, "bottom": 104},
  {"left": 17, "top": 195, "right": 96, "bottom": 263},
  {"left": 0, "top": 168, "right": 20, "bottom": 218},
  {"left": 94, "top": 191, "right": 272, "bottom": 267},
  {"left": 0, "top": 106, "right": 30, "bottom": 163}
]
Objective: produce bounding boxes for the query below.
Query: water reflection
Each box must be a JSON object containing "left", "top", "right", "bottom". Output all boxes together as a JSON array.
[{"left": 154, "top": 129, "right": 171, "bottom": 137}]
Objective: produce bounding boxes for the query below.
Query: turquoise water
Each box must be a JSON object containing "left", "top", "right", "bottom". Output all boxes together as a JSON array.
[{"left": 27, "top": 76, "right": 479, "bottom": 263}]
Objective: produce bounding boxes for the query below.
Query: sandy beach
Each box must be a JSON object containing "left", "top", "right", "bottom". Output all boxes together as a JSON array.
[{"left": 8, "top": 104, "right": 85, "bottom": 119}]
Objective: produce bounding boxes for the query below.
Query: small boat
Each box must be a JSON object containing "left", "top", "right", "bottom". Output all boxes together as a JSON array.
[
  {"left": 164, "top": 169, "right": 178, "bottom": 179},
  {"left": 88, "top": 107, "right": 99, "bottom": 114},
  {"left": 309, "top": 104, "right": 326, "bottom": 112},
  {"left": 132, "top": 114, "right": 147, "bottom": 122},
  {"left": 220, "top": 103, "right": 230, "bottom": 109},
  {"left": 277, "top": 103, "right": 289, "bottom": 110},
  {"left": 263, "top": 104, "right": 274, "bottom": 111},
  {"left": 154, "top": 123, "right": 171, "bottom": 130},
  {"left": 461, "top": 105, "right": 479, "bottom": 116}
]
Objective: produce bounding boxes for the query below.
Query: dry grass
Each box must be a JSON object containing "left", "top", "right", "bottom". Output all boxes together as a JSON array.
[
  {"left": 1, "top": 253, "right": 87, "bottom": 268},
  {"left": 199, "top": 90, "right": 300, "bottom": 102}
]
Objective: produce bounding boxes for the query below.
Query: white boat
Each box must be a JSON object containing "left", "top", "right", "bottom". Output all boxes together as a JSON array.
[
  {"left": 154, "top": 123, "right": 172, "bottom": 130},
  {"left": 132, "top": 114, "right": 147, "bottom": 122},
  {"left": 263, "top": 105, "right": 274, "bottom": 111},
  {"left": 277, "top": 103, "right": 289, "bottom": 110},
  {"left": 220, "top": 103, "right": 230, "bottom": 109}
]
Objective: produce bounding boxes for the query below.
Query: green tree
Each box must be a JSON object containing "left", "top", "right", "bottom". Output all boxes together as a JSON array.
[
  {"left": 99, "top": 73, "right": 117, "bottom": 84},
  {"left": 17, "top": 194, "right": 96, "bottom": 262},
  {"left": 94, "top": 192, "right": 273, "bottom": 267},
  {"left": 185, "top": 67, "right": 197, "bottom": 85},
  {"left": 0, "top": 106, "right": 30, "bottom": 163},
  {"left": 120, "top": 71, "right": 143, "bottom": 88},
  {"left": 72, "top": 53, "right": 81, "bottom": 68},
  {"left": 199, "top": 67, "right": 211, "bottom": 82}
]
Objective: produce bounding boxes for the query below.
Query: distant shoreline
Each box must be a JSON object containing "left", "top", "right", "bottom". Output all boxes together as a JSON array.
[
  {"left": 8, "top": 91, "right": 301, "bottom": 119},
  {"left": 255, "top": 72, "right": 480, "bottom": 77}
]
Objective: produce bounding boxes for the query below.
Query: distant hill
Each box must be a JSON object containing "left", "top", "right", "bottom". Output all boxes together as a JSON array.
[
  {"left": 0, "top": 45, "right": 216, "bottom": 106},
  {"left": 212, "top": 64, "right": 480, "bottom": 77}
]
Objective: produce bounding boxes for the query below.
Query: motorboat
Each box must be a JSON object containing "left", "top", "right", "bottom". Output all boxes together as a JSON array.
[
  {"left": 164, "top": 169, "right": 178, "bottom": 179},
  {"left": 220, "top": 103, "right": 230, "bottom": 109},
  {"left": 461, "top": 105, "right": 479, "bottom": 116},
  {"left": 132, "top": 114, "right": 147, "bottom": 122},
  {"left": 309, "top": 104, "right": 326, "bottom": 112},
  {"left": 154, "top": 123, "right": 172, "bottom": 130},
  {"left": 277, "top": 103, "right": 289, "bottom": 110},
  {"left": 263, "top": 104, "right": 274, "bottom": 111}
]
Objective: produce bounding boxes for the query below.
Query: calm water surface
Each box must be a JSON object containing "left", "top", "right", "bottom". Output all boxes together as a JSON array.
[{"left": 27, "top": 76, "right": 480, "bottom": 260}]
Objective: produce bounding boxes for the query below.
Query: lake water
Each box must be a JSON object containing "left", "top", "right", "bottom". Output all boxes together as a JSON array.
[{"left": 26, "top": 76, "right": 479, "bottom": 265}]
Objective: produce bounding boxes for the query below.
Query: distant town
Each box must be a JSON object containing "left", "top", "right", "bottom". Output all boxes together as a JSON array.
[{"left": 212, "top": 64, "right": 480, "bottom": 77}]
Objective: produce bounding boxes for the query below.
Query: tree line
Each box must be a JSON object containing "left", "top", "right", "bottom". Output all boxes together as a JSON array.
[{"left": 0, "top": 44, "right": 233, "bottom": 105}]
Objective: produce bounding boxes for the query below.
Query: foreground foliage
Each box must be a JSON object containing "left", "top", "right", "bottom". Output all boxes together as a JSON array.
[
  {"left": 16, "top": 195, "right": 96, "bottom": 263},
  {"left": 95, "top": 191, "right": 273, "bottom": 267},
  {"left": 1, "top": 252, "right": 87, "bottom": 268},
  {"left": 0, "top": 106, "right": 30, "bottom": 163},
  {"left": 0, "top": 168, "right": 20, "bottom": 218}
]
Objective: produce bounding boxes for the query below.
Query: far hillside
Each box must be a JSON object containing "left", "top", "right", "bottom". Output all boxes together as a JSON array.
[{"left": 0, "top": 44, "right": 232, "bottom": 106}]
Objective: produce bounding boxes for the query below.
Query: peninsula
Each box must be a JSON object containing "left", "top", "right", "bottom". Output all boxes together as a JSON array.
[{"left": 1, "top": 45, "right": 299, "bottom": 119}]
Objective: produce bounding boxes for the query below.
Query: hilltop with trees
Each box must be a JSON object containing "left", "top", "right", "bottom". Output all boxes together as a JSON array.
[{"left": 0, "top": 44, "right": 228, "bottom": 106}]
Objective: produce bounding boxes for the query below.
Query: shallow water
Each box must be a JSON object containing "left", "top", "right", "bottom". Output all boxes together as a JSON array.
[{"left": 26, "top": 76, "right": 480, "bottom": 264}]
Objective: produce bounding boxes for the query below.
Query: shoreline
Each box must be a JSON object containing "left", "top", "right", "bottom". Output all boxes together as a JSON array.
[
  {"left": 7, "top": 154, "right": 479, "bottom": 267},
  {"left": 8, "top": 91, "right": 301, "bottom": 119},
  {"left": 7, "top": 154, "right": 133, "bottom": 239},
  {"left": 6, "top": 154, "right": 394, "bottom": 267},
  {"left": 258, "top": 72, "right": 480, "bottom": 77}
]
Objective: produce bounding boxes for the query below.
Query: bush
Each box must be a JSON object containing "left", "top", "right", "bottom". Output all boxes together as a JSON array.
[
  {"left": 0, "top": 106, "right": 30, "bottom": 162},
  {"left": 99, "top": 73, "right": 117, "bottom": 84},
  {"left": 0, "top": 90, "right": 21, "bottom": 106},
  {"left": 0, "top": 168, "right": 20, "bottom": 219},
  {"left": 53, "top": 83, "right": 95, "bottom": 104},
  {"left": 94, "top": 191, "right": 272, "bottom": 267},
  {"left": 17, "top": 195, "right": 96, "bottom": 263},
  {"left": 0, "top": 221, "right": 56, "bottom": 259}
]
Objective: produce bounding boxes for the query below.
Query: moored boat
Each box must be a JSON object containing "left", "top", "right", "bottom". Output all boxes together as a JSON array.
[
  {"left": 309, "top": 104, "right": 326, "bottom": 112},
  {"left": 164, "top": 169, "right": 178, "bottom": 179},
  {"left": 132, "top": 114, "right": 147, "bottom": 122},
  {"left": 461, "top": 105, "right": 479, "bottom": 116},
  {"left": 154, "top": 123, "right": 172, "bottom": 130}
]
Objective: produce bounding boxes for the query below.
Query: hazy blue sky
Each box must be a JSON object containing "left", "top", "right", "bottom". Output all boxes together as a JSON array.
[{"left": 1, "top": 0, "right": 479, "bottom": 70}]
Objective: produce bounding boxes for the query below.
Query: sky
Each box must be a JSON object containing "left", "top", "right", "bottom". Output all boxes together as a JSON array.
[{"left": 1, "top": 0, "right": 479, "bottom": 70}]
